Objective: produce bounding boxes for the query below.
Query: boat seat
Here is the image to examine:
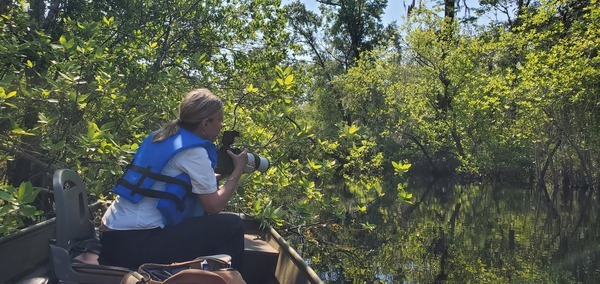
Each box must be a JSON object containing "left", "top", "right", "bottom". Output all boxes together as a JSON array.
[
  {"left": 50, "top": 169, "right": 130, "bottom": 284},
  {"left": 242, "top": 234, "right": 279, "bottom": 284}
]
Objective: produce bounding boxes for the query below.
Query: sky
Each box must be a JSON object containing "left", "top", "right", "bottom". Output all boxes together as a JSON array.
[
  {"left": 282, "top": 0, "right": 494, "bottom": 26},
  {"left": 292, "top": 0, "right": 404, "bottom": 24}
]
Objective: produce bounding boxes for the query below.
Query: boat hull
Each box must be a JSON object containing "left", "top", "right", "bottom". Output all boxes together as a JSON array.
[{"left": 0, "top": 210, "right": 322, "bottom": 284}]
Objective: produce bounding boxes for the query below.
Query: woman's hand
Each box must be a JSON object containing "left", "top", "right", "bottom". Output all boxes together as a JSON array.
[
  {"left": 227, "top": 149, "right": 248, "bottom": 175},
  {"left": 199, "top": 149, "right": 248, "bottom": 214}
]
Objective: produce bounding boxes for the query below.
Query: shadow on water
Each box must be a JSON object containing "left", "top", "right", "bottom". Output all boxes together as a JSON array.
[{"left": 296, "top": 176, "right": 600, "bottom": 283}]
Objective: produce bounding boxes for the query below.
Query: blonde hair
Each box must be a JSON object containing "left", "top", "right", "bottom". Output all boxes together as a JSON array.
[{"left": 152, "top": 88, "right": 223, "bottom": 142}]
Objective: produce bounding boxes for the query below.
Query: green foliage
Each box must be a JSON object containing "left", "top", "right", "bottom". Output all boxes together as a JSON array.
[
  {"left": 1, "top": 0, "right": 599, "bottom": 281},
  {"left": 0, "top": 182, "right": 43, "bottom": 235},
  {"left": 282, "top": 0, "right": 599, "bottom": 281},
  {"left": 0, "top": 0, "right": 295, "bottom": 231}
]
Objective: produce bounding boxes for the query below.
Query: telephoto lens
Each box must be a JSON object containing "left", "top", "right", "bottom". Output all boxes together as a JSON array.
[
  {"left": 214, "top": 130, "right": 270, "bottom": 175},
  {"left": 245, "top": 153, "right": 270, "bottom": 173}
]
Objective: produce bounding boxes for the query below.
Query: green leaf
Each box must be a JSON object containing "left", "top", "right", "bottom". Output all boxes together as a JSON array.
[
  {"left": 0, "top": 190, "right": 13, "bottom": 202},
  {"left": 38, "top": 113, "right": 49, "bottom": 124},
  {"left": 284, "top": 74, "right": 294, "bottom": 85},
  {"left": 58, "top": 35, "right": 74, "bottom": 49},
  {"left": 397, "top": 188, "right": 413, "bottom": 204},
  {"left": 5, "top": 90, "right": 16, "bottom": 99},
  {"left": 101, "top": 122, "right": 115, "bottom": 131},
  {"left": 19, "top": 205, "right": 37, "bottom": 217},
  {"left": 360, "top": 222, "right": 376, "bottom": 231},
  {"left": 197, "top": 53, "right": 205, "bottom": 62},
  {"left": 58, "top": 71, "right": 73, "bottom": 82},
  {"left": 11, "top": 128, "right": 35, "bottom": 136},
  {"left": 23, "top": 188, "right": 40, "bottom": 204},
  {"left": 246, "top": 84, "right": 258, "bottom": 93},
  {"left": 3, "top": 102, "right": 16, "bottom": 108},
  {"left": 392, "top": 161, "right": 411, "bottom": 174},
  {"left": 16, "top": 182, "right": 32, "bottom": 202},
  {"left": 283, "top": 66, "right": 292, "bottom": 76},
  {"left": 0, "top": 205, "right": 11, "bottom": 215},
  {"left": 103, "top": 16, "right": 114, "bottom": 25},
  {"left": 87, "top": 122, "right": 100, "bottom": 140},
  {"left": 307, "top": 159, "right": 322, "bottom": 169}
]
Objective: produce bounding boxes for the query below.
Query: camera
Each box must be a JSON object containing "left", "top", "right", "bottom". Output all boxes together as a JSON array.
[{"left": 214, "top": 130, "right": 270, "bottom": 175}]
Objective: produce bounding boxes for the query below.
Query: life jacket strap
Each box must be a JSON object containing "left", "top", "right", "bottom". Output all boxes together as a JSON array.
[{"left": 116, "top": 164, "right": 193, "bottom": 211}]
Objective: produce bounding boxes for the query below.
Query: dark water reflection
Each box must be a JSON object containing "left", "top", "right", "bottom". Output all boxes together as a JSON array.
[{"left": 289, "top": 177, "right": 600, "bottom": 283}]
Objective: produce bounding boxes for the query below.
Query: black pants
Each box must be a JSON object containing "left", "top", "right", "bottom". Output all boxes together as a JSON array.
[{"left": 98, "top": 213, "right": 244, "bottom": 270}]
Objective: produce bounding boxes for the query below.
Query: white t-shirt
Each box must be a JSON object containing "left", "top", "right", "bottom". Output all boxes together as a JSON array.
[{"left": 102, "top": 147, "right": 217, "bottom": 230}]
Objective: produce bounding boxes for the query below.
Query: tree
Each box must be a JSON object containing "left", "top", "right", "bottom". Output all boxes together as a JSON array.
[{"left": 0, "top": 0, "right": 293, "bottom": 195}]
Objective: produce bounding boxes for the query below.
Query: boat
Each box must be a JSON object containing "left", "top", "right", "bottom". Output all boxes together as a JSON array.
[{"left": 0, "top": 169, "right": 322, "bottom": 284}]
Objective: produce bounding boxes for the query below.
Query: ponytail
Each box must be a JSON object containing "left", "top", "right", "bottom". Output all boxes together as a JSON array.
[{"left": 152, "top": 119, "right": 181, "bottom": 142}]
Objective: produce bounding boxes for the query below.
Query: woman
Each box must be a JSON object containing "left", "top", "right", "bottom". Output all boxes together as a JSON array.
[{"left": 99, "top": 88, "right": 248, "bottom": 270}]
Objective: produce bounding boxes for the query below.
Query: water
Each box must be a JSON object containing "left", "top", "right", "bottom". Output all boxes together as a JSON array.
[{"left": 288, "top": 177, "right": 600, "bottom": 283}]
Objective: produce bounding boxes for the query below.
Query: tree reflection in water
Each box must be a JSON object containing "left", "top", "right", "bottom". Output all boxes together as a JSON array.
[{"left": 284, "top": 176, "right": 600, "bottom": 283}]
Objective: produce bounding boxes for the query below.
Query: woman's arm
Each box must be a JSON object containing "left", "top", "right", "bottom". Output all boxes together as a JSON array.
[{"left": 198, "top": 149, "right": 248, "bottom": 214}]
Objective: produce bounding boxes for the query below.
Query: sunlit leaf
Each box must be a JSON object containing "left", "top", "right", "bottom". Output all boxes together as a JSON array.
[
  {"left": 348, "top": 125, "right": 359, "bottom": 135},
  {"left": 87, "top": 122, "right": 100, "bottom": 140},
  {"left": 307, "top": 159, "right": 322, "bottom": 169},
  {"left": 5, "top": 90, "right": 16, "bottom": 99},
  {"left": 246, "top": 84, "right": 258, "bottom": 93},
  {"left": 103, "top": 16, "right": 114, "bottom": 25},
  {"left": 392, "top": 161, "right": 411, "bottom": 174},
  {"left": 11, "top": 128, "right": 35, "bottom": 136},
  {"left": 284, "top": 74, "right": 294, "bottom": 85}
]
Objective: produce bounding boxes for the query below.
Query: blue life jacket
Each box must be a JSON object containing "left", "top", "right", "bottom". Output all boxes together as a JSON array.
[{"left": 113, "top": 128, "right": 217, "bottom": 226}]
